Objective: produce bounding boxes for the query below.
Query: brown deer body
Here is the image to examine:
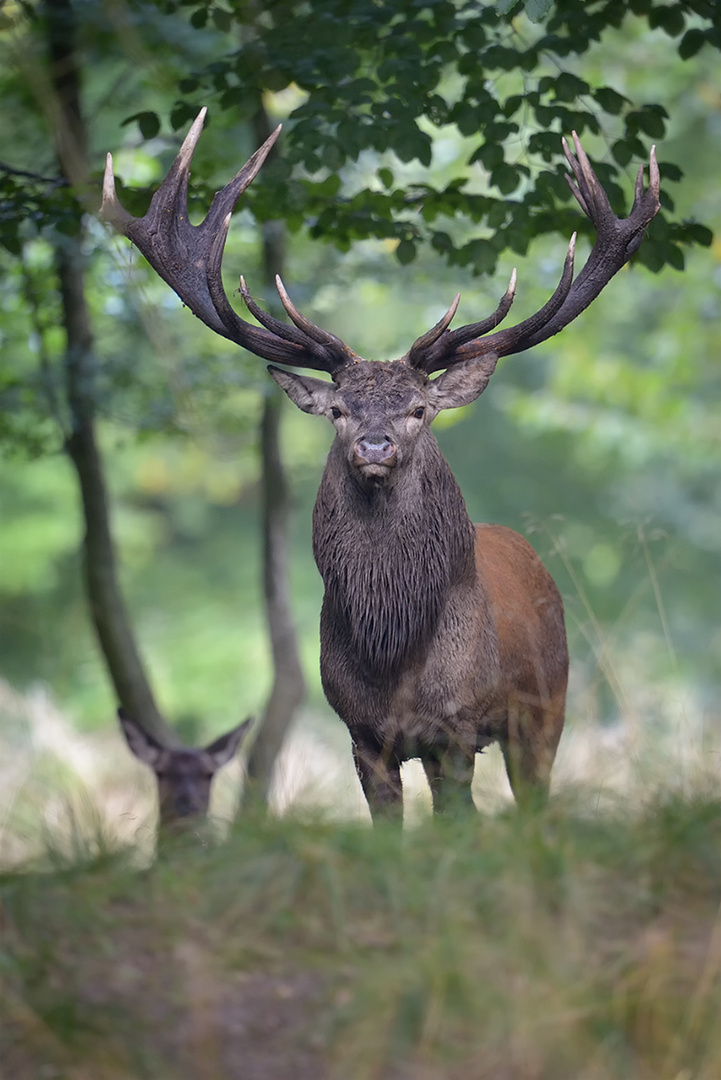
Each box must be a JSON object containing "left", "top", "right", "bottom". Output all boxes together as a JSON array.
[
  {"left": 272, "top": 359, "right": 568, "bottom": 813},
  {"left": 102, "top": 109, "right": 659, "bottom": 817}
]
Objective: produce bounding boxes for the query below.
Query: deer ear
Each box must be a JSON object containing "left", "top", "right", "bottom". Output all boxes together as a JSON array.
[
  {"left": 427, "top": 355, "right": 499, "bottom": 411},
  {"left": 117, "top": 707, "right": 165, "bottom": 766},
  {"left": 203, "top": 717, "right": 254, "bottom": 768},
  {"left": 268, "top": 366, "right": 336, "bottom": 414}
]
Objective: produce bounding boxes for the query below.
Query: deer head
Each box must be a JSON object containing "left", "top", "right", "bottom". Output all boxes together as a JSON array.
[
  {"left": 118, "top": 708, "right": 252, "bottom": 826},
  {"left": 269, "top": 354, "right": 503, "bottom": 489}
]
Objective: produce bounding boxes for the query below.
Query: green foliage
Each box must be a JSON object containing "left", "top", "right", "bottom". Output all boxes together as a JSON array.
[
  {"left": 140, "top": 0, "right": 721, "bottom": 275},
  {"left": 0, "top": 168, "right": 79, "bottom": 255}
]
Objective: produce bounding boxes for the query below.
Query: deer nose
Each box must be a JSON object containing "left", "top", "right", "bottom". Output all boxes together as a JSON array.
[
  {"left": 354, "top": 433, "right": 397, "bottom": 466},
  {"left": 173, "top": 788, "right": 204, "bottom": 817}
]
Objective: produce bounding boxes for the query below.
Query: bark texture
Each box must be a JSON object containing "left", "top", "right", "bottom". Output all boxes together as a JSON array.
[{"left": 243, "top": 105, "right": 306, "bottom": 807}]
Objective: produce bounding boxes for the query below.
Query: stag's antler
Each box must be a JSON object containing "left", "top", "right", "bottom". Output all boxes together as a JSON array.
[
  {"left": 100, "top": 108, "right": 358, "bottom": 374},
  {"left": 406, "top": 132, "right": 660, "bottom": 374},
  {"left": 102, "top": 114, "right": 660, "bottom": 378}
]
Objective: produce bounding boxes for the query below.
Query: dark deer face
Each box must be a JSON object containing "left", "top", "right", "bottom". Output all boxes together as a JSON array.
[
  {"left": 118, "top": 709, "right": 252, "bottom": 825},
  {"left": 270, "top": 357, "right": 499, "bottom": 486}
]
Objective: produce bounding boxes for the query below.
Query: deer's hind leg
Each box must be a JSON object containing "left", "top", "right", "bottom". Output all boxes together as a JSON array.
[
  {"left": 421, "top": 742, "right": 476, "bottom": 815},
  {"left": 501, "top": 691, "right": 565, "bottom": 811}
]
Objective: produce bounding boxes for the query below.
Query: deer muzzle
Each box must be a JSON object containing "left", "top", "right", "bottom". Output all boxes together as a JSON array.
[{"left": 353, "top": 433, "right": 398, "bottom": 476}]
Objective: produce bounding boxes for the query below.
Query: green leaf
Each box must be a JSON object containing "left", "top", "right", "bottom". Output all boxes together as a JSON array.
[
  {"left": 0, "top": 230, "right": 22, "bottom": 256},
  {"left": 491, "top": 163, "right": 520, "bottom": 194},
  {"left": 628, "top": 106, "right": 667, "bottom": 139},
  {"left": 659, "top": 161, "right": 683, "bottom": 183},
  {"left": 122, "top": 111, "right": 161, "bottom": 140},
  {"left": 524, "top": 0, "right": 554, "bottom": 22},
  {"left": 679, "top": 28, "right": 706, "bottom": 59},
  {"left": 502, "top": 94, "right": 524, "bottom": 118},
  {"left": 684, "top": 222, "right": 713, "bottom": 248},
  {"left": 212, "top": 7, "right": 231, "bottom": 32},
  {"left": 649, "top": 4, "right": 685, "bottom": 37},
  {"left": 463, "top": 238, "right": 497, "bottom": 274},
  {"left": 487, "top": 200, "right": 508, "bottom": 228},
  {"left": 593, "top": 87, "right": 628, "bottom": 115},
  {"left": 314, "top": 173, "right": 342, "bottom": 197},
  {"left": 528, "top": 130, "right": 561, "bottom": 161},
  {"left": 469, "top": 142, "right": 504, "bottom": 170},
  {"left": 554, "top": 73, "right": 589, "bottom": 102},
  {"left": 454, "top": 103, "right": 481, "bottom": 138},
  {"left": 396, "top": 239, "right": 416, "bottom": 265},
  {"left": 611, "top": 139, "right": 633, "bottom": 167},
  {"left": 378, "top": 168, "right": 394, "bottom": 189},
  {"left": 665, "top": 243, "right": 685, "bottom": 271},
  {"left": 431, "top": 230, "right": 453, "bottom": 255},
  {"left": 321, "top": 143, "right": 344, "bottom": 171},
  {"left": 170, "top": 103, "right": 196, "bottom": 131}
]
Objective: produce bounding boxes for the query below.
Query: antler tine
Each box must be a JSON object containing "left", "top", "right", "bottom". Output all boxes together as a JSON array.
[
  {"left": 562, "top": 136, "right": 591, "bottom": 218},
  {"left": 625, "top": 145, "right": 659, "bottom": 257},
  {"left": 431, "top": 237, "right": 575, "bottom": 371},
  {"left": 409, "top": 240, "right": 573, "bottom": 375},
  {"left": 235, "top": 275, "right": 352, "bottom": 372},
  {"left": 202, "top": 224, "right": 314, "bottom": 366},
  {"left": 406, "top": 294, "right": 461, "bottom": 363},
  {"left": 406, "top": 274, "right": 517, "bottom": 373},
  {"left": 275, "top": 276, "right": 360, "bottom": 363},
  {"left": 102, "top": 153, "right": 134, "bottom": 231},
  {"left": 404, "top": 134, "right": 660, "bottom": 372},
  {"left": 563, "top": 131, "right": 617, "bottom": 232},
  {"left": 444, "top": 268, "right": 517, "bottom": 350},
  {"left": 100, "top": 109, "right": 353, "bottom": 374},
  {"left": 238, "top": 275, "right": 309, "bottom": 345}
]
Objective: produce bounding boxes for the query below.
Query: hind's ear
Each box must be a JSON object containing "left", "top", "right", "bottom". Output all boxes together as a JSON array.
[
  {"left": 427, "top": 355, "right": 499, "bottom": 411},
  {"left": 204, "top": 716, "right": 254, "bottom": 768},
  {"left": 117, "top": 708, "right": 165, "bottom": 766}
]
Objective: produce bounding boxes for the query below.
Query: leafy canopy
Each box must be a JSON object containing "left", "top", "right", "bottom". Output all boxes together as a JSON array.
[{"left": 139, "top": 0, "right": 718, "bottom": 274}]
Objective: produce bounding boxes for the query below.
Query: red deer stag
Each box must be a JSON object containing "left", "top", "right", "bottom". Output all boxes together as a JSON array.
[
  {"left": 102, "top": 109, "right": 660, "bottom": 817},
  {"left": 118, "top": 709, "right": 252, "bottom": 826}
]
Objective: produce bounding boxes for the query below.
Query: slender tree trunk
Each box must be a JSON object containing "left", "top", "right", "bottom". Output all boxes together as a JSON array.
[
  {"left": 242, "top": 108, "right": 306, "bottom": 808},
  {"left": 43, "top": 0, "right": 173, "bottom": 744}
]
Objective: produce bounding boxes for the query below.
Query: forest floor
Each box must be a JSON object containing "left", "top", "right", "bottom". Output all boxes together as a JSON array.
[{"left": 3, "top": 790, "right": 721, "bottom": 1080}]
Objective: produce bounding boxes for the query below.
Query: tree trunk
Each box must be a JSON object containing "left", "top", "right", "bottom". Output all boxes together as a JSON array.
[
  {"left": 43, "top": 0, "right": 174, "bottom": 744},
  {"left": 243, "top": 108, "right": 306, "bottom": 808}
]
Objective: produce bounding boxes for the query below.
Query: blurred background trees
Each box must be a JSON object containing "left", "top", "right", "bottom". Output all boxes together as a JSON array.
[{"left": 0, "top": 0, "right": 719, "bottom": 805}]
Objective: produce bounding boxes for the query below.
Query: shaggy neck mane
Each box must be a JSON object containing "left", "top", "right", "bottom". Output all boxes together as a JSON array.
[{"left": 313, "top": 434, "right": 476, "bottom": 679}]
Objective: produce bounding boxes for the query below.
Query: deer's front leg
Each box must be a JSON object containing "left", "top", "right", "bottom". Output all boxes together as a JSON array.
[{"left": 352, "top": 737, "right": 403, "bottom": 820}]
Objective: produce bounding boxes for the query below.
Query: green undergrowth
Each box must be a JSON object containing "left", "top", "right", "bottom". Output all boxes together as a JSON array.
[{"left": 3, "top": 794, "right": 721, "bottom": 1080}]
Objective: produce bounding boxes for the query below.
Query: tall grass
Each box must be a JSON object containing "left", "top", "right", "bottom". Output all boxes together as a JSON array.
[{"left": 2, "top": 800, "right": 721, "bottom": 1079}]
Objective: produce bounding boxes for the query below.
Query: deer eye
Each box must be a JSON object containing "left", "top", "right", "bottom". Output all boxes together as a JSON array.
[
  {"left": 412, "top": 407, "right": 425, "bottom": 420},
  {"left": 330, "top": 407, "right": 343, "bottom": 420}
]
